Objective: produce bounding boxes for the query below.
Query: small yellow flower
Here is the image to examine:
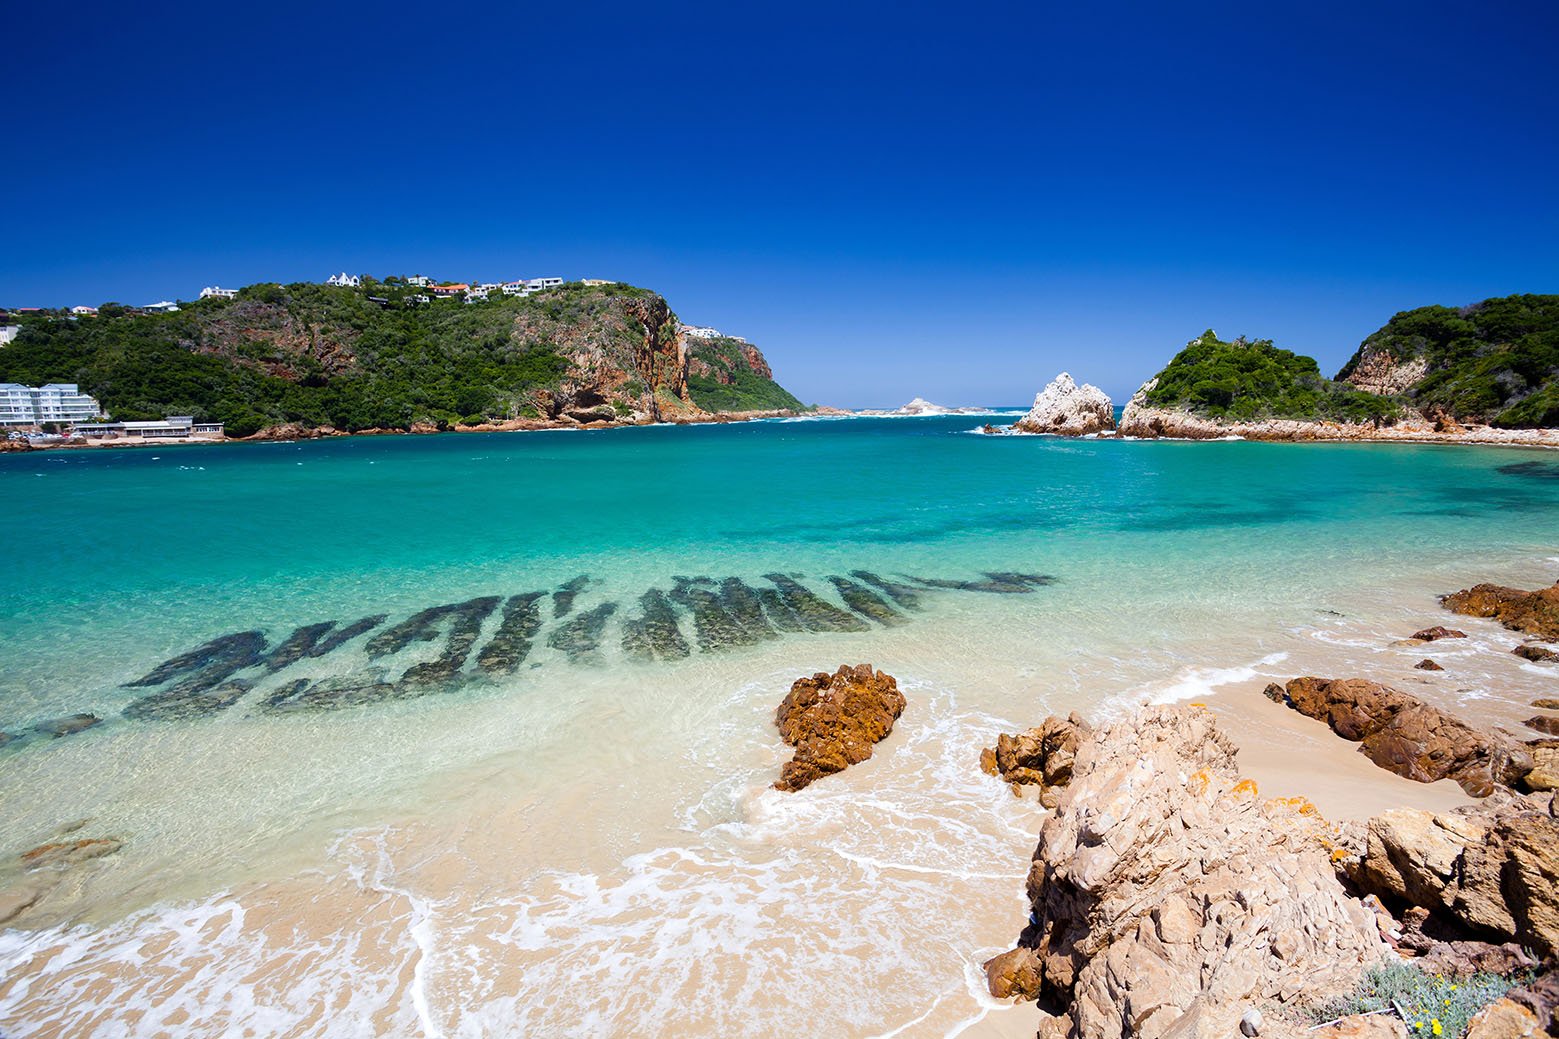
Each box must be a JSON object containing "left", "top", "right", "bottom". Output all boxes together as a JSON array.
[
  {"left": 1432, "top": 1020, "right": 1443, "bottom": 1036},
  {"left": 1444, "top": 999, "right": 1451, "bottom": 1007}
]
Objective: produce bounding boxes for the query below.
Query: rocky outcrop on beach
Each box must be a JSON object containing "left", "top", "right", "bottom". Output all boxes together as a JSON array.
[
  {"left": 985, "top": 706, "right": 1388, "bottom": 1037},
  {"left": 773, "top": 664, "right": 905, "bottom": 792},
  {"left": 1012, "top": 374, "right": 1115, "bottom": 436},
  {"left": 1351, "top": 791, "right": 1559, "bottom": 958},
  {"left": 0, "top": 824, "right": 124, "bottom": 927},
  {"left": 1442, "top": 581, "right": 1559, "bottom": 642},
  {"left": 979, "top": 713, "right": 1090, "bottom": 806},
  {"left": 1262, "top": 677, "right": 1536, "bottom": 796},
  {"left": 1410, "top": 626, "right": 1466, "bottom": 642}
]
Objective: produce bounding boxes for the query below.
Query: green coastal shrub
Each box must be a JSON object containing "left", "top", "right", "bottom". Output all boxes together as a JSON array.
[
  {"left": 1337, "top": 294, "right": 1559, "bottom": 427},
  {"left": 1309, "top": 962, "right": 1530, "bottom": 1038},
  {"left": 1144, "top": 330, "right": 1400, "bottom": 423}
]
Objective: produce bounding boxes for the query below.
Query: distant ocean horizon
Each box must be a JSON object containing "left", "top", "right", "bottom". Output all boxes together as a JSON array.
[{"left": 3, "top": 415, "right": 1557, "bottom": 1036}]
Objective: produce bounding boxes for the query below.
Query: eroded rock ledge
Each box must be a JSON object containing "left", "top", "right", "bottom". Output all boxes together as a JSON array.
[
  {"left": 1261, "top": 677, "right": 1543, "bottom": 796},
  {"left": 985, "top": 706, "right": 1386, "bottom": 1038},
  {"left": 1013, "top": 374, "right": 1116, "bottom": 436}
]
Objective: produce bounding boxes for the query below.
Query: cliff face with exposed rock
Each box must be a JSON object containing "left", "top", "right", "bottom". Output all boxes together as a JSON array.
[
  {"left": 1336, "top": 295, "right": 1559, "bottom": 428},
  {"left": 1013, "top": 373, "right": 1115, "bottom": 435}
]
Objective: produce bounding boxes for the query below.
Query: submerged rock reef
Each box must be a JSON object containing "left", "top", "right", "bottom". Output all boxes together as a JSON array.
[{"left": 0, "top": 568, "right": 1054, "bottom": 750}]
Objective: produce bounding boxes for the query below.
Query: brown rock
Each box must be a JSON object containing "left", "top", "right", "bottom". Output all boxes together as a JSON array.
[
  {"left": 773, "top": 664, "right": 905, "bottom": 792},
  {"left": 1356, "top": 792, "right": 1559, "bottom": 958},
  {"left": 1527, "top": 743, "right": 1559, "bottom": 792},
  {"left": 1532, "top": 697, "right": 1559, "bottom": 708},
  {"left": 1517, "top": 647, "right": 1559, "bottom": 664},
  {"left": 20, "top": 837, "right": 123, "bottom": 871},
  {"left": 983, "top": 946, "right": 1044, "bottom": 1000},
  {"left": 1505, "top": 969, "right": 1559, "bottom": 1033},
  {"left": 1465, "top": 998, "right": 1541, "bottom": 1039},
  {"left": 1527, "top": 716, "right": 1559, "bottom": 737},
  {"left": 1412, "top": 626, "right": 1467, "bottom": 642},
  {"left": 1442, "top": 581, "right": 1559, "bottom": 641},
  {"left": 983, "top": 714, "right": 1091, "bottom": 807},
  {"left": 1415, "top": 659, "right": 1444, "bottom": 671},
  {"left": 989, "top": 706, "right": 1386, "bottom": 1037},
  {"left": 1313, "top": 1015, "right": 1411, "bottom": 1039},
  {"left": 1263, "top": 677, "right": 1533, "bottom": 796},
  {"left": 32, "top": 713, "right": 101, "bottom": 739}
]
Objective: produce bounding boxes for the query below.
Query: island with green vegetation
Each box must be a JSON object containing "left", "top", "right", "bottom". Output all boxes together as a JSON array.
[
  {"left": 0, "top": 278, "right": 809, "bottom": 439},
  {"left": 1337, "top": 293, "right": 1559, "bottom": 428},
  {"left": 1117, "top": 295, "right": 1559, "bottom": 441}
]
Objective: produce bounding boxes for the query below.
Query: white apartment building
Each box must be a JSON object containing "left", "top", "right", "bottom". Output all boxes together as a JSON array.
[
  {"left": 325, "top": 272, "right": 362, "bottom": 288},
  {"left": 681, "top": 325, "right": 721, "bottom": 338},
  {"left": 526, "top": 277, "right": 563, "bottom": 291},
  {"left": 501, "top": 281, "right": 529, "bottom": 296},
  {"left": 0, "top": 326, "right": 18, "bottom": 345},
  {"left": 405, "top": 275, "right": 431, "bottom": 287},
  {"left": 199, "top": 286, "right": 238, "bottom": 300},
  {"left": 0, "top": 383, "right": 106, "bottom": 427}
]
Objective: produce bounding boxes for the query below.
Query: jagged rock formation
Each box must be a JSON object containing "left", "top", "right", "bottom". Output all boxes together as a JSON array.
[
  {"left": 1262, "top": 677, "right": 1538, "bottom": 796},
  {"left": 979, "top": 713, "right": 1090, "bottom": 807},
  {"left": 1351, "top": 790, "right": 1559, "bottom": 958},
  {"left": 1442, "top": 580, "right": 1559, "bottom": 642},
  {"left": 684, "top": 333, "right": 804, "bottom": 413},
  {"left": 772, "top": 664, "right": 905, "bottom": 792},
  {"left": 1013, "top": 374, "right": 1115, "bottom": 436},
  {"left": 986, "top": 706, "right": 1387, "bottom": 1038}
]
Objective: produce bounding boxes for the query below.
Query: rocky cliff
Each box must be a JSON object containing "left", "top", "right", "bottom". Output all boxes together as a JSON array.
[
  {"left": 1337, "top": 295, "right": 1559, "bottom": 428},
  {"left": 684, "top": 334, "right": 805, "bottom": 413},
  {"left": 0, "top": 280, "right": 805, "bottom": 435}
]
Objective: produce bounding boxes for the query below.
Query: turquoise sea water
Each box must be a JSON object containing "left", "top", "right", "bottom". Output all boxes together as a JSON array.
[{"left": 2, "top": 417, "right": 1558, "bottom": 1037}]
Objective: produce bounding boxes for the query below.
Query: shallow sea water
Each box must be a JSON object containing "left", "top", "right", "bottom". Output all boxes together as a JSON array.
[{"left": 1, "top": 417, "right": 1557, "bottom": 1037}]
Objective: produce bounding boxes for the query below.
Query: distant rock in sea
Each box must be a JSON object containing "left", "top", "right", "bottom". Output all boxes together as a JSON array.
[
  {"left": 1012, "top": 373, "right": 1115, "bottom": 435},
  {"left": 858, "top": 398, "right": 996, "bottom": 416}
]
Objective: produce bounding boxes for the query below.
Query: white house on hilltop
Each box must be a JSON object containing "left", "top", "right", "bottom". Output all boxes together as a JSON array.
[
  {"left": 405, "top": 275, "right": 431, "bottom": 287},
  {"left": 199, "top": 286, "right": 238, "bottom": 300},
  {"left": 143, "top": 301, "right": 180, "bottom": 313},
  {"left": 70, "top": 305, "right": 99, "bottom": 316},
  {"left": 326, "top": 272, "right": 362, "bottom": 288}
]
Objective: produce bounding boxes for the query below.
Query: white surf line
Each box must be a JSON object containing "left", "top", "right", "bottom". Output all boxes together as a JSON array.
[
  {"left": 354, "top": 835, "right": 446, "bottom": 1039},
  {"left": 867, "top": 986, "right": 955, "bottom": 1039},
  {"left": 830, "top": 847, "right": 1022, "bottom": 882}
]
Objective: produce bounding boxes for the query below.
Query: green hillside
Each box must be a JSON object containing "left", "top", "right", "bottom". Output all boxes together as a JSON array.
[{"left": 0, "top": 279, "right": 805, "bottom": 435}]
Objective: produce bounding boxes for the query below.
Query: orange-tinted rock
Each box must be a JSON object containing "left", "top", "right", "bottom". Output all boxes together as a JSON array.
[
  {"left": 1415, "top": 659, "right": 1444, "bottom": 671},
  {"left": 1518, "top": 645, "right": 1559, "bottom": 664},
  {"left": 983, "top": 946, "right": 1044, "bottom": 1000},
  {"left": 1443, "top": 581, "right": 1559, "bottom": 641},
  {"left": 20, "top": 837, "right": 122, "bottom": 871},
  {"left": 1526, "top": 716, "right": 1559, "bottom": 737},
  {"left": 1411, "top": 626, "right": 1466, "bottom": 642},
  {"left": 773, "top": 664, "right": 905, "bottom": 792},
  {"left": 982, "top": 714, "right": 1091, "bottom": 808},
  {"left": 1264, "top": 677, "right": 1533, "bottom": 796}
]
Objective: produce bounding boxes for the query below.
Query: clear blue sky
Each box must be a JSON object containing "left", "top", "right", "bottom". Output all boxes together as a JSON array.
[{"left": 5, "top": 1, "right": 1556, "bottom": 407}]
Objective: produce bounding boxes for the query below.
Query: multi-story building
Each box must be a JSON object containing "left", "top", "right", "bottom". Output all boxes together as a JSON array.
[
  {"left": 0, "top": 326, "right": 18, "bottom": 345},
  {"left": 199, "top": 286, "right": 238, "bottom": 300},
  {"left": 681, "top": 325, "right": 722, "bottom": 338},
  {"left": 0, "top": 383, "right": 106, "bottom": 427},
  {"left": 405, "top": 275, "right": 431, "bottom": 287},
  {"left": 526, "top": 277, "right": 564, "bottom": 291}
]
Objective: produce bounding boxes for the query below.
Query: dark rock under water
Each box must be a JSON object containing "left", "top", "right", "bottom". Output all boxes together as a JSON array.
[{"left": 5, "top": 567, "right": 1056, "bottom": 733}]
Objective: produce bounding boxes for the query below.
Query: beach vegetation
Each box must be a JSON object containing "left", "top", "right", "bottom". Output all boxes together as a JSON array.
[{"left": 1308, "top": 962, "right": 1530, "bottom": 1039}]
